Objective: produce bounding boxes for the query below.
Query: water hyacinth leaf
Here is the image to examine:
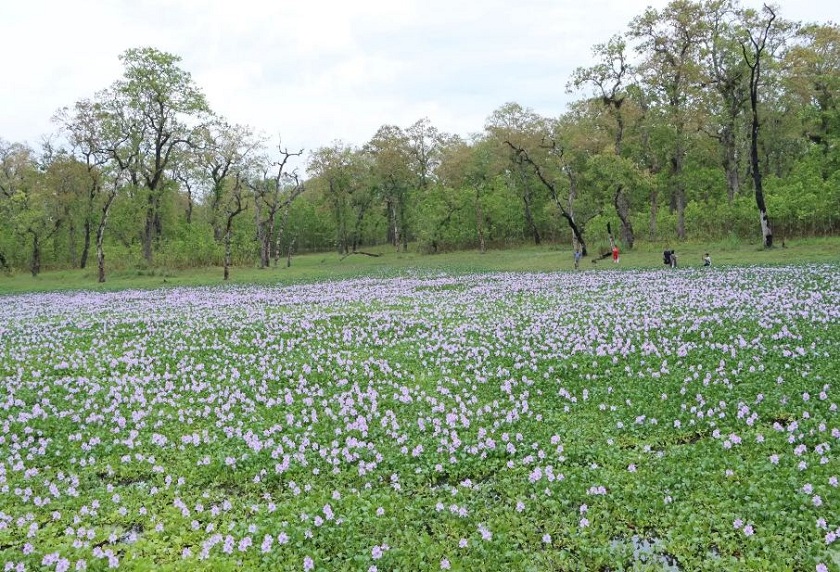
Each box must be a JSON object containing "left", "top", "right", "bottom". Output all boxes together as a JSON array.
[{"left": 0, "top": 264, "right": 838, "bottom": 570}]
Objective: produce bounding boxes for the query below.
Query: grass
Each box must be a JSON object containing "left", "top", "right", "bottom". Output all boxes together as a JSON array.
[{"left": 2, "top": 236, "right": 839, "bottom": 296}]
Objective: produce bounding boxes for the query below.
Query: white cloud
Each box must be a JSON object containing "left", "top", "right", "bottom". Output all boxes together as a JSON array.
[{"left": 1, "top": 0, "right": 836, "bottom": 154}]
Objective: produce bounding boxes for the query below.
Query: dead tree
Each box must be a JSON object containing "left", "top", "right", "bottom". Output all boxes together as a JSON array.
[
  {"left": 741, "top": 4, "right": 777, "bottom": 248},
  {"left": 252, "top": 143, "right": 305, "bottom": 268}
]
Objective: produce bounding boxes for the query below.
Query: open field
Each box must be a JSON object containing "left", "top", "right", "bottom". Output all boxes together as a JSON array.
[
  {"left": 1, "top": 262, "right": 840, "bottom": 570},
  {"left": 1, "top": 236, "right": 840, "bottom": 296}
]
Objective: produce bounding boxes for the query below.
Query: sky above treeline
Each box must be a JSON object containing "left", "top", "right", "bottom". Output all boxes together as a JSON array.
[{"left": 1, "top": 0, "right": 836, "bottom": 154}]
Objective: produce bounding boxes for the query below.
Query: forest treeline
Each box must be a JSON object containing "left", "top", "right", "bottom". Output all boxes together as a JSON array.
[{"left": 1, "top": 0, "right": 838, "bottom": 281}]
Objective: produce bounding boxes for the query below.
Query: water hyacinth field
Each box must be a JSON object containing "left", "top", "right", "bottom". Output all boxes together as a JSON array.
[{"left": 1, "top": 265, "right": 840, "bottom": 571}]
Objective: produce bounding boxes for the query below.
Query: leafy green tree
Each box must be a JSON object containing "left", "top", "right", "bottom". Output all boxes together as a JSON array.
[
  {"left": 698, "top": 0, "right": 751, "bottom": 204},
  {"left": 783, "top": 22, "right": 840, "bottom": 176},
  {"left": 486, "top": 103, "right": 550, "bottom": 245},
  {"left": 366, "top": 125, "right": 414, "bottom": 251},
  {"left": 190, "top": 120, "right": 262, "bottom": 243},
  {"left": 435, "top": 136, "right": 501, "bottom": 253},
  {"left": 41, "top": 153, "right": 92, "bottom": 268},
  {"left": 308, "top": 143, "right": 374, "bottom": 255},
  {"left": 2, "top": 144, "right": 64, "bottom": 276},
  {"left": 405, "top": 118, "right": 443, "bottom": 191},
  {"left": 569, "top": 35, "right": 638, "bottom": 247},
  {"left": 0, "top": 140, "right": 35, "bottom": 271},
  {"left": 629, "top": 0, "right": 708, "bottom": 239},
  {"left": 110, "top": 47, "right": 211, "bottom": 263}
]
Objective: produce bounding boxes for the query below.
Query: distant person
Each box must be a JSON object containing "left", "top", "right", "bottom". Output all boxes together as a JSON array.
[
  {"left": 703, "top": 253, "right": 711, "bottom": 267},
  {"left": 663, "top": 249, "right": 672, "bottom": 266},
  {"left": 670, "top": 251, "right": 678, "bottom": 268},
  {"left": 612, "top": 244, "right": 620, "bottom": 264},
  {"left": 573, "top": 247, "right": 582, "bottom": 269}
]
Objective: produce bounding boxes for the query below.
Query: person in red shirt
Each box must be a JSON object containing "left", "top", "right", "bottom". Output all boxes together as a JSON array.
[{"left": 612, "top": 244, "right": 620, "bottom": 263}]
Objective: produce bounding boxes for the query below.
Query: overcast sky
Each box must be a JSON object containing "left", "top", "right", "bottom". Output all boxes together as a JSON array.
[{"left": 1, "top": 0, "right": 836, "bottom": 154}]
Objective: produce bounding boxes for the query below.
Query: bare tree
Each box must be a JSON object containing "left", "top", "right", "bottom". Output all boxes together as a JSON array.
[
  {"left": 741, "top": 4, "right": 786, "bottom": 248},
  {"left": 251, "top": 141, "right": 304, "bottom": 268}
]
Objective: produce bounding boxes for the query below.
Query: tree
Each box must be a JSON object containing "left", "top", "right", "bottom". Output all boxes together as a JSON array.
[
  {"left": 366, "top": 125, "right": 413, "bottom": 251},
  {"left": 0, "top": 140, "right": 34, "bottom": 271},
  {"left": 569, "top": 34, "right": 637, "bottom": 247},
  {"left": 783, "top": 22, "right": 840, "bottom": 175},
  {"left": 699, "top": 0, "right": 750, "bottom": 204},
  {"left": 436, "top": 136, "right": 498, "bottom": 253},
  {"left": 193, "top": 120, "right": 261, "bottom": 242},
  {"left": 486, "top": 103, "right": 548, "bottom": 245},
  {"left": 222, "top": 172, "right": 247, "bottom": 281},
  {"left": 2, "top": 144, "right": 64, "bottom": 276},
  {"left": 504, "top": 141, "right": 589, "bottom": 254},
  {"left": 41, "top": 153, "right": 90, "bottom": 268},
  {"left": 308, "top": 143, "right": 373, "bottom": 255},
  {"left": 740, "top": 4, "right": 789, "bottom": 248},
  {"left": 112, "top": 47, "right": 211, "bottom": 263},
  {"left": 92, "top": 171, "right": 122, "bottom": 283},
  {"left": 55, "top": 95, "right": 138, "bottom": 282},
  {"left": 251, "top": 140, "right": 305, "bottom": 268},
  {"left": 54, "top": 99, "right": 113, "bottom": 269},
  {"left": 405, "top": 118, "right": 442, "bottom": 191},
  {"left": 629, "top": 0, "right": 707, "bottom": 239}
]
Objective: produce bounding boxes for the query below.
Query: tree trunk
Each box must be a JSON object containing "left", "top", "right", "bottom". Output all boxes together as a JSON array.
[
  {"left": 254, "top": 199, "right": 265, "bottom": 268},
  {"left": 96, "top": 191, "right": 117, "bottom": 283},
  {"left": 142, "top": 191, "right": 156, "bottom": 264},
  {"left": 287, "top": 237, "right": 295, "bottom": 268},
  {"left": 337, "top": 212, "right": 347, "bottom": 255},
  {"left": 223, "top": 226, "right": 233, "bottom": 281},
  {"left": 222, "top": 191, "right": 246, "bottom": 281},
  {"left": 566, "top": 172, "right": 578, "bottom": 251},
  {"left": 96, "top": 243, "right": 105, "bottom": 282},
  {"left": 80, "top": 218, "right": 92, "bottom": 269},
  {"left": 614, "top": 186, "right": 635, "bottom": 248},
  {"left": 559, "top": 211, "right": 586, "bottom": 256},
  {"left": 742, "top": 7, "right": 775, "bottom": 248},
  {"left": 722, "top": 120, "right": 740, "bottom": 204},
  {"left": 475, "top": 188, "right": 486, "bottom": 254},
  {"left": 386, "top": 199, "right": 396, "bottom": 246},
  {"left": 352, "top": 208, "right": 366, "bottom": 253},
  {"left": 649, "top": 189, "right": 659, "bottom": 241},
  {"left": 749, "top": 66, "right": 772, "bottom": 248},
  {"left": 522, "top": 194, "right": 541, "bottom": 245},
  {"left": 186, "top": 189, "right": 193, "bottom": 225},
  {"left": 672, "top": 140, "right": 686, "bottom": 240},
  {"left": 96, "top": 224, "right": 107, "bottom": 283},
  {"left": 260, "top": 211, "right": 275, "bottom": 269},
  {"left": 30, "top": 233, "right": 41, "bottom": 277},
  {"left": 212, "top": 185, "right": 224, "bottom": 242},
  {"left": 67, "top": 220, "right": 77, "bottom": 268},
  {"left": 676, "top": 189, "right": 686, "bottom": 240},
  {"left": 392, "top": 202, "right": 401, "bottom": 252},
  {"left": 399, "top": 203, "right": 408, "bottom": 253},
  {"left": 275, "top": 206, "right": 291, "bottom": 268}
]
